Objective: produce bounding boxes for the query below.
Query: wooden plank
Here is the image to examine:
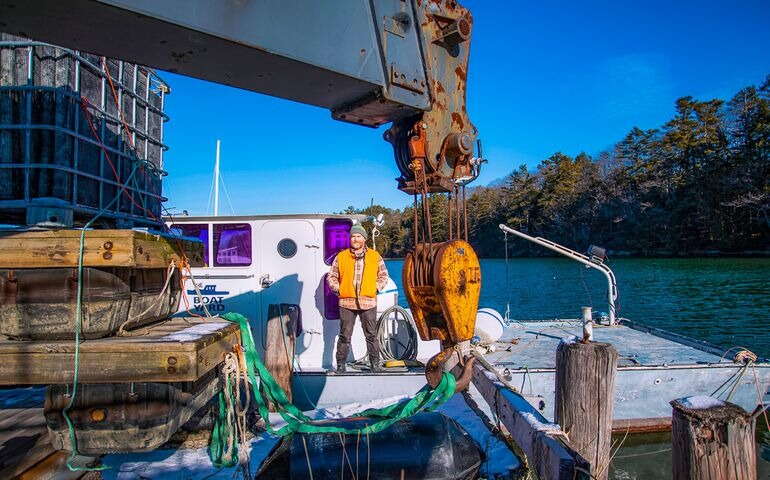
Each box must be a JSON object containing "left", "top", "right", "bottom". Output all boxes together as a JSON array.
[
  {"left": 0, "top": 408, "right": 43, "bottom": 433},
  {"left": 16, "top": 451, "right": 87, "bottom": 480},
  {"left": 0, "top": 317, "right": 240, "bottom": 384},
  {"left": 471, "top": 364, "right": 590, "bottom": 480},
  {"left": 0, "top": 408, "right": 53, "bottom": 479},
  {"left": 0, "top": 229, "right": 203, "bottom": 269}
]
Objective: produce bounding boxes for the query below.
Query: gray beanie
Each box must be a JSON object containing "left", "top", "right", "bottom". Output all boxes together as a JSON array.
[{"left": 350, "top": 224, "right": 368, "bottom": 240}]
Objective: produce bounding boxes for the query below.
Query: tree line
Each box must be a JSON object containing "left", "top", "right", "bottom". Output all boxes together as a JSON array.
[{"left": 349, "top": 76, "right": 770, "bottom": 258}]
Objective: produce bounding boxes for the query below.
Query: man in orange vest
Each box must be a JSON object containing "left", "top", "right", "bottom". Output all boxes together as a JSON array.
[{"left": 327, "top": 224, "right": 390, "bottom": 373}]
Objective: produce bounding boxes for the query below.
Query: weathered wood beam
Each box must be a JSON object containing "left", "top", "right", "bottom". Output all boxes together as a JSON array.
[
  {"left": 0, "top": 229, "right": 204, "bottom": 269},
  {"left": 471, "top": 364, "right": 590, "bottom": 480},
  {"left": 0, "top": 317, "right": 239, "bottom": 384}
]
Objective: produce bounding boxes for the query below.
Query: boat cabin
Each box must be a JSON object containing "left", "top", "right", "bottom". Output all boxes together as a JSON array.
[{"left": 166, "top": 214, "right": 437, "bottom": 371}]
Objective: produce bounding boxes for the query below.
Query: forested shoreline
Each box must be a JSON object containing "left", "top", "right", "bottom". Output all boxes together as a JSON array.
[{"left": 350, "top": 76, "right": 770, "bottom": 258}]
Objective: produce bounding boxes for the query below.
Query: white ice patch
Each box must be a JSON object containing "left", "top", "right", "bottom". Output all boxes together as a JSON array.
[
  {"left": 156, "top": 322, "right": 230, "bottom": 342},
  {"left": 678, "top": 395, "right": 725, "bottom": 410},
  {"left": 268, "top": 394, "right": 410, "bottom": 430},
  {"left": 520, "top": 411, "right": 563, "bottom": 433},
  {"left": 558, "top": 335, "right": 580, "bottom": 345}
]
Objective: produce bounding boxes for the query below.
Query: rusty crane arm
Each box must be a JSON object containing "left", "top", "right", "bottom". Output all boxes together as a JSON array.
[{"left": 0, "top": 0, "right": 481, "bottom": 193}]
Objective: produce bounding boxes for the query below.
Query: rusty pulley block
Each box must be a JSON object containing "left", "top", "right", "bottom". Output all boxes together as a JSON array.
[
  {"left": 401, "top": 144, "right": 481, "bottom": 387},
  {"left": 403, "top": 240, "right": 480, "bottom": 387}
]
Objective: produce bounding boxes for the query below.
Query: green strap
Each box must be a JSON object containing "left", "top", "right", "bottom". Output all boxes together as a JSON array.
[{"left": 210, "top": 312, "right": 456, "bottom": 467}]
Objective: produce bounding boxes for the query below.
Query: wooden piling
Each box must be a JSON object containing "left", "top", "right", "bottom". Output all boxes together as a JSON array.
[
  {"left": 670, "top": 396, "right": 756, "bottom": 480},
  {"left": 554, "top": 340, "right": 618, "bottom": 480},
  {"left": 265, "top": 304, "right": 296, "bottom": 408}
]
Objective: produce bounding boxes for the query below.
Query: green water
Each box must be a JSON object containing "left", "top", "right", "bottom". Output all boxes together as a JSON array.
[
  {"left": 385, "top": 257, "right": 770, "bottom": 479},
  {"left": 386, "top": 257, "right": 770, "bottom": 358}
]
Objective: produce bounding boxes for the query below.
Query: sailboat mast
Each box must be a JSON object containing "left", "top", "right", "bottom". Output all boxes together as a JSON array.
[{"left": 214, "top": 139, "right": 221, "bottom": 217}]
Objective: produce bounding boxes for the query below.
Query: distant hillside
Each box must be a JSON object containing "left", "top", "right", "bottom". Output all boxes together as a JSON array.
[{"left": 348, "top": 75, "right": 770, "bottom": 258}]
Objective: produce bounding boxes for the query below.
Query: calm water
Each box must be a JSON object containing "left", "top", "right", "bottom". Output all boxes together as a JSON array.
[
  {"left": 386, "top": 257, "right": 770, "bottom": 358},
  {"left": 386, "top": 257, "right": 770, "bottom": 479}
]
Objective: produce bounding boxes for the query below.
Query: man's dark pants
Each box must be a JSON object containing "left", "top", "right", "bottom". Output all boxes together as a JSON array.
[{"left": 336, "top": 307, "right": 379, "bottom": 368}]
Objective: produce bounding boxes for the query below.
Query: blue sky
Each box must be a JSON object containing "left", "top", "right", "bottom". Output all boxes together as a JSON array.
[{"left": 160, "top": 0, "right": 770, "bottom": 216}]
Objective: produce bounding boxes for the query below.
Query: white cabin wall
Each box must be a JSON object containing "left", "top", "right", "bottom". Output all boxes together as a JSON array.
[{"left": 171, "top": 215, "right": 441, "bottom": 371}]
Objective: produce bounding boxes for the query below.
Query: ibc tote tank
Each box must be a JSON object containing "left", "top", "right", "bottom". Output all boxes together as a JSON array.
[{"left": 0, "top": 33, "right": 170, "bottom": 228}]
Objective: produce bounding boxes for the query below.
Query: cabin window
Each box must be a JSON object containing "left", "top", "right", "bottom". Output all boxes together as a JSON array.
[
  {"left": 214, "top": 223, "right": 252, "bottom": 266},
  {"left": 323, "top": 218, "right": 352, "bottom": 265},
  {"left": 171, "top": 223, "right": 209, "bottom": 266},
  {"left": 277, "top": 238, "right": 297, "bottom": 259}
]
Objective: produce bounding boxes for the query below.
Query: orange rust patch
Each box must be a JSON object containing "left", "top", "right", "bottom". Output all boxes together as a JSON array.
[
  {"left": 451, "top": 112, "right": 464, "bottom": 130},
  {"left": 436, "top": 82, "right": 446, "bottom": 94}
]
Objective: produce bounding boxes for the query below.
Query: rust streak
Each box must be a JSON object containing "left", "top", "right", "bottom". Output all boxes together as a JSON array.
[{"left": 451, "top": 112, "right": 464, "bottom": 130}]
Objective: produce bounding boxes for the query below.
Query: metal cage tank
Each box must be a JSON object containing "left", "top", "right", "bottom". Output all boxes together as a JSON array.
[{"left": 0, "top": 33, "right": 169, "bottom": 228}]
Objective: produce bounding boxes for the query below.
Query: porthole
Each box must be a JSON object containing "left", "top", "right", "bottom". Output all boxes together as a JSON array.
[{"left": 277, "top": 238, "right": 297, "bottom": 259}]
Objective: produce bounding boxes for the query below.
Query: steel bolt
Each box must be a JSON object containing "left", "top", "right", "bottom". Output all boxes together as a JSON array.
[
  {"left": 103, "top": 251, "right": 112, "bottom": 260},
  {"left": 167, "top": 366, "right": 176, "bottom": 374},
  {"left": 103, "top": 241, "right": 113, "bottom": 250},
  {"left": 167, "top": 356, "right": 177, "bottom": 365}
]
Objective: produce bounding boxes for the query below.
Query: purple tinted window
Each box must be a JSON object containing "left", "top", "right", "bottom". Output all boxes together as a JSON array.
[
  {"left": 323, "top": 273, "right": 340, "bottom": 320},
  {"left": 324, "top": 218, "right": 351, "bottom": 265},
  {"left": 214, "top": 223, "right": 252, "bottom": 266},
  {"left": 173, "top": 223, "right": 209, "bottom": 266}
]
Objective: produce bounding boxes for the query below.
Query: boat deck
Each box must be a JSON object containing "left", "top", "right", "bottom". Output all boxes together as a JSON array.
[
  {"left": 475, "top": 319, "right": 770, "bottom": 424},
  {"left": 486, "top": 319, "right": 744, "bottom": 370}
]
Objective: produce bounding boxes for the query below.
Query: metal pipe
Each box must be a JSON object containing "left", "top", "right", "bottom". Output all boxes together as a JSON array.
[{"left": 499, "top": 224, "right": 618, "bottom": 325}]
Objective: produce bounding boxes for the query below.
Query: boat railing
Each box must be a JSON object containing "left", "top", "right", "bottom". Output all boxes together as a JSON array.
[{"left": 499, "top": 224, "right": 619, "bottom": 325}]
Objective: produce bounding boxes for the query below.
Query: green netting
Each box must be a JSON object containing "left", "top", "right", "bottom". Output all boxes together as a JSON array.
[{"left": 209, "top": 312, "right": 457, "bottom": 468}]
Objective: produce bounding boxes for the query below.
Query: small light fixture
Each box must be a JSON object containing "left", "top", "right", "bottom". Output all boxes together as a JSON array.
[{"left": 587, "top": 245, "right": 607, "bottom": 263}]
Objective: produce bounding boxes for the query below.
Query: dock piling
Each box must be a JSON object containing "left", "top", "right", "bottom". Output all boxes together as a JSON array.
[
  {"left": 265, "top": 304, "right": 296, "bottom": 408},
  {"left": 555, "top": 339, "right": 618, "bottom": 480},
  {"left": 670, "top": 396, "right": 757, "bottom": 480}
]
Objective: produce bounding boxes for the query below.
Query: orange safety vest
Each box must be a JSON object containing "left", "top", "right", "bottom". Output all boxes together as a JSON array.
[{"left": 337, "top": 248, "right": 381, "bottom": 299}]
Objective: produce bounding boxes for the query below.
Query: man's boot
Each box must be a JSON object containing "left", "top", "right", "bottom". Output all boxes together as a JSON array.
[
  {"left": 336, "top": 335, "right": 350, "bottom": 374},
  {"left": 369, "top": 354, "right": 382, "bottom": 373}
]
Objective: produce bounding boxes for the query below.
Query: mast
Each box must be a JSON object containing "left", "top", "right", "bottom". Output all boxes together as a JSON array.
[{"left": 214, "top": 139, "right": 220, "bottom": 217}]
